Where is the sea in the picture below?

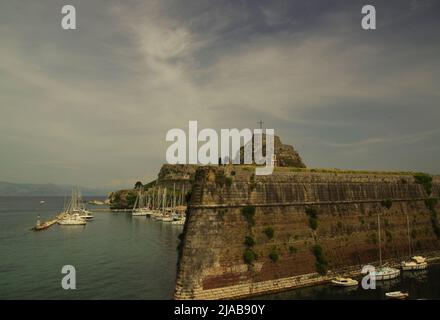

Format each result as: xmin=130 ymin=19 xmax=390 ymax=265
xmin=0 ymin=196 xmax=439 ymax=300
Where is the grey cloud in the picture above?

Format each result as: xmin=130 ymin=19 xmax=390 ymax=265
xmin=0 ymin=0 xmax=439 ymax=189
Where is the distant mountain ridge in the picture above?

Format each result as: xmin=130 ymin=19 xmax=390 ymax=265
xmin=0 ymin=181 xmax=108 ymax=196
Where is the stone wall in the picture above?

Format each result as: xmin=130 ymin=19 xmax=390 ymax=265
xmin=174 ymin=166 xmax=440 ymax=299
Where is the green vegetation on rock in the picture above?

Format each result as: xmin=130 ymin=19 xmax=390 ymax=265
xmin=381 ymin=199 xmax=393 ymax=210
xmin=241 ymin=205 xmax=256 ymax=226
xmin=312 ymin=244 xmax=328 ymax=275
xmin=305 ymin=206 xmax=319 ymax=230
xmin=268 ymin=248 xmax=279 ymax=262
xmin=263 ymin=227 xmax=274 ymax=239
xmin=414 ymin=173 xmax=433 ymax=195
xmin=425 ymin=197 xmax=440 ymax=238
xmin=288 ymin=246 xmax=297 ymax=254
xmin=244 ymin=235 xmax=256 ymax=247
xmin=243 ymin=248 xmax=257 ymax=264
xmin=126 ymin=193 xmax=138 ymax=208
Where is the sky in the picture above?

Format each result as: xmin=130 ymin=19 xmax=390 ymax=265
xmin=1 ymin=0 xmax=439 ymax=190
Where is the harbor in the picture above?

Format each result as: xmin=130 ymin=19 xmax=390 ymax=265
xmin=1 ymin=195 xmax=440 ymax=300
xmin=0 ymin=196 xmax=180 ymax=299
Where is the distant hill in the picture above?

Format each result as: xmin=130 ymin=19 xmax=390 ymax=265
xmin=0 ymin=181 xmax=108 ymax=196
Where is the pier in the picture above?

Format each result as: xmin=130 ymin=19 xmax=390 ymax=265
xmin=32 ymin=213 xmax=67 ymax=231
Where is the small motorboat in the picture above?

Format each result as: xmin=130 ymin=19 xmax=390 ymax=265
xmin=132 ymin=208 xmax=149 ymax=216
xmin=161 ymin=216 xmax=174 ymax=222
xmin=331 ymin=277 xmax=359 ymax=287
xmin=385 ymin=291 xmax=409 ymax=300
xmin=401 ymin=256 xmax=428 ymax=271
xmin=171 ymin=218 xmax=186 ymax=225
xmin=370 ymin=266 xmax=400 ymax=281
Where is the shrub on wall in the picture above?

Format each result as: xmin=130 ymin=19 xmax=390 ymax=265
xmin=268 ymin=248 xmax=279 ymax=262
xmin=414 ymin=173 xmax=433 ymax=195
xmin=305 ymin=206 xmax=319 ymax=230
xmin=241 ymin=205 xmax=256 ymax=226
xmin=244 ymin=235 xmax=256 ymax=247
xmin=381 ymin=199 xmax=393 ymax=210
xmin=288 ymin=246 xmax=298 ymax=254
xmin=263 ymin=227 xmax=274 ymax=239
xmin=243 ymin=248 xmax=257 ymax=264
xmin=425 ymin=197 xmax=440 ymax=239
xmin=312 ymin=244 xmax=328 ymax=275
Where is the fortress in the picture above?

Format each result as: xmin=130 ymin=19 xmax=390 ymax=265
xmin=109 ymin=136 xmax=440 ymax=299
xmin=174 ymin=166 xmax=439 ymax=299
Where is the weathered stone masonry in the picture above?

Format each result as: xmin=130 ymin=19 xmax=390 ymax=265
xmin=175 ymin=167 xmax=440 ymax=299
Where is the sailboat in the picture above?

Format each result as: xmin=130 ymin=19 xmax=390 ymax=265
xmin=76 ymin=189 xmax=94 ymax=220
xmin=132 ymin=189 xmax=149 ymax=216
xmin=369 ymin=213 xmax=400 ymax=281
xmin=401 ymin=213 xmax=428 ymax=270
xmin=58 ymin=189 xmax=87 ymax=226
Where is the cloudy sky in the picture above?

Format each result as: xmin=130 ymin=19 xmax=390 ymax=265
xmin=1 ymin=0 xmax=439 ymax=189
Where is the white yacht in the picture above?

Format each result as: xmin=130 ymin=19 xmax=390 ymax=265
xmin=78 ymin=210 xmax=94 ymax=220
xmin=370 ymin=266 xmax=400 ymax=280
xmin=401 ymin=213 xmax=427 ymax=270
xmin=58 ymin=188 xmax=91 ymax=224
xmin=367 ymin=213 xmax=400 ymax=281
xmin=58 ymin=213 xmax=86 ymax=225
xmin=132 ymin=189 xmax=151 ymax=216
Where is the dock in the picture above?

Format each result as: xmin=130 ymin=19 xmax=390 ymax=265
xmin=32 ymin=218 xmax=58 ymax=231
xmin=32 ymin=212 xmax=67 ymax=231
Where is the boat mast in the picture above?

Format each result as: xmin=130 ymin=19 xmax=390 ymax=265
xmin=406 ymin=213 xmax=412 ymax=258
xmin=173 ymin=183 xmax=176 ymax=209
xmin=378 ymin=213 xmax=382 ymax=266
xmin=163 ymin=188 xmax=167 ymax=213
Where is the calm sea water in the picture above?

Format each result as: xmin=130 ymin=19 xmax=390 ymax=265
xmin=1 ymin=196 xmax=439 ymax=300
xmin=0 ymin=196 xmax=181 ymax=299
xmin=257 ymin=267 xmax=440 ymax=300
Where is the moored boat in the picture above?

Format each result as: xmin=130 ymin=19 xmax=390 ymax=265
xmin=385 ymin=291 xmax=409 ymax=300
xmin=370 ymin=266 xmax=400 ymax=281
xmin=331 ymin=277 xmax=358 ymax=287
xmin=58 ymin=213 xmax=86 ymax=225
xmin=401 ymin=213 xmax=428 ymax=270
xmin=367 ymin=213 xmax=401 ymax=281
xmin=402 ymin=256 xmax=428 ymax=271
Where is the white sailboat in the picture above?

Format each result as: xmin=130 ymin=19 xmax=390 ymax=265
xmin=77 ymin=189 xmax=94 ymax=220
xmin=132 ymin=189 xmax=149 ymax=216
xmin=401 ymin=213 xmax=428 ymax=270
xmin=58 ymin=189 xmax=88 ymax=225
xmin=58 ymin=213 xmax=86 ymax=225
xmin=369 ymin=213 xmax=400 ymax=281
